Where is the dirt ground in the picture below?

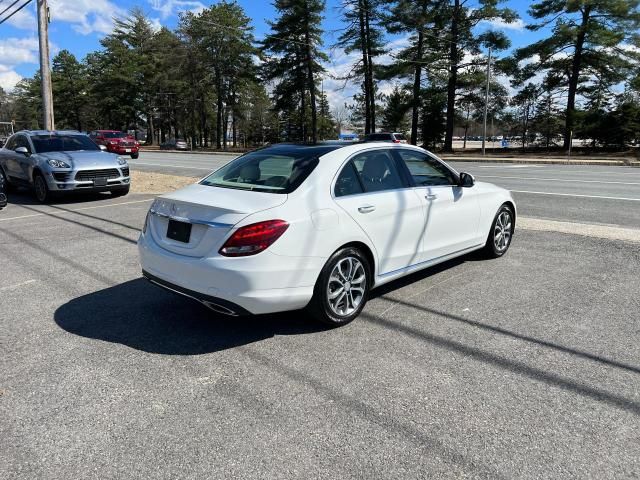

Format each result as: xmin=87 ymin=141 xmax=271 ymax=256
xmin=130 ymin=170 xmax=195 ymax=195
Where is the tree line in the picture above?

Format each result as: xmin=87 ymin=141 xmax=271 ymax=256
xmin=0 ymin=0 xmax=639 ymax=151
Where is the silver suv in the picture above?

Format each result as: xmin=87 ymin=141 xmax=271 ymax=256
xmin=0 ymin=130 xmax=131 ymax=202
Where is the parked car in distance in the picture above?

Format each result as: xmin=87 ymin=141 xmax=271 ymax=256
xmin=90 ymin=130 xmax=140 ymax=158
xmin=139 ymin=142 xmax=515 ymax=326
xmin=0 ymin=169 xmax=7 ymax=210
xmin=160 ymin=139 xmax=189 ymax=151
xmin=0 ymin=130 xmax=131 ymax=203
xmin=363 ymin=132 xmax=408 ymax=144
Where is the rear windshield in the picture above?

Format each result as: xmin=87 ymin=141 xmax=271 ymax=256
xmin=103 ymin=132 xmax=127 ymax=138
xmin=31 ymin=135 xmax=100 ymax=153
xmin=200 ymin=150 xmax=319 ymax=194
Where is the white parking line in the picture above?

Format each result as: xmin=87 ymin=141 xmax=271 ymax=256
xmin=510 ymin=190 xmax=640 ymax=201
xmin=0 ymin=279 xmax=37 ymax=291
xmin=129 ymin=161 xmax=214 ymax=171
xmin=0 ymin=199 xmax=153 ymax=222
xmin=480 ymin=175 xmax=640 ymax=186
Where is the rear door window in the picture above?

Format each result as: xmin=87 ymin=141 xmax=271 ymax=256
xmin=351 ymin=150 xmax=406 ymax=192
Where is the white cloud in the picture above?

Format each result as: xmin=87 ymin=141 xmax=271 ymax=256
xmin=49 ymin=0 xmax=127 ymax=35
xmin=0 ymin=37 xmax=39 ymax=66
xmin=5 ymin=2 xmax=36 ymax=30
xmin=0 ymin=37 xmax=42 ymax=91
xmin=0 ymin=66 xmax=24 ymax=91
xmin=148 ymin=0 xmax=206 ymax=20
xmin=479 ymin=18 xmax=526 ymax=31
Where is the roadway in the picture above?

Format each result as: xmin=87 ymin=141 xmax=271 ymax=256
xmin=129 ymin=152 xmax=640 ymax=229
xmin=1 ymin=192 xmax=639 ymax=478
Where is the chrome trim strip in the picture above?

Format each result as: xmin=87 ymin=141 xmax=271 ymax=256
xmin=144 ymin=276 xmax=238 ymax=316
xmin=378 ymin=244 xmax=483 ymax=278
xmin=149 ymin=208 xmax=234 ymax=228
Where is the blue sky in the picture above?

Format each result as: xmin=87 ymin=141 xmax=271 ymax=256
xmin=0 ymin=0 xmax=544 ymax=105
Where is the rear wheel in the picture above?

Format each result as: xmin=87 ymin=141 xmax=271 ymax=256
xmin=131 ymin=152 xmax=139 ymax=159
xmin=33 ymin=172 xmax=52 ymax=203
xmin=482 ymin=204 xmax=514 ymax=258
xmin=307 ymin=247 xmax=371 ymax=326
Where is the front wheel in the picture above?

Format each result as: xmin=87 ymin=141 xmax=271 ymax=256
xmin=33 ymin=172 xmax=52 ymax=203
xmin=482 ymin=204 xmax=514 ymax=258
xmin=307 ymin=247 xmax=371 ymax=326
xmin=0 ymin=167 xmax=15 ymax=192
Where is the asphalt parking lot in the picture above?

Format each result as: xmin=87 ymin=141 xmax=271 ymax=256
xmin=1 ymin=187 xmax=639 ymax=478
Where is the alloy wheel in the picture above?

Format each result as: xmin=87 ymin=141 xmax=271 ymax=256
xmin=34 ymin=176 xmax=47 ymax=202
xmin=494 ymin=210 xmax=512 ymax=252
xmin=326 ymin=256 xmax=367 ymax=317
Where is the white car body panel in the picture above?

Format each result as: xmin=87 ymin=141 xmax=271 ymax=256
xmin=138 ymin=143 xmax=516 ymax=315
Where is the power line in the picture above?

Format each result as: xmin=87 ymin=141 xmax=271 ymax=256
xmin=0 ymin=0 xmax=20 ymax=17
xmin=0 ymin=0 xmax=32 ymax=25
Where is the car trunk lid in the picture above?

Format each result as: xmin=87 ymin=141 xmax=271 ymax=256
xmin=149 ymin=183 xmax=287 ymax=257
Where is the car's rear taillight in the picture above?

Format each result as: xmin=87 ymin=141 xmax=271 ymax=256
xmin=219 ymin=220 xmax=289 ymax=257
xmin=393 ymin=139 xmax=401 ymax=143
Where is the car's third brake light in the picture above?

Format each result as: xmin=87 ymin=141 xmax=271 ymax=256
xmin=219 ymin=220 xmax=289 ymax=257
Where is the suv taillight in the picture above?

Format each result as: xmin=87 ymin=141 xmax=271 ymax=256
xmin=219 ymin=220 xmax=289 ymax=257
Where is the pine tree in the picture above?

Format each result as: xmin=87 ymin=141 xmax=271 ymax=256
xmin=380 ymin=85 xmax=410 ymax=133
xmin=263 ymin=0 xmax=327 ymax=143
xmin=182 ymin=2 xmax=257 ymax=149
xmin=52 ymin=50 xmax=88 ymax=132
xmin=513 ymin=0 xmax=640 ymax=149
xmin=335 ymin=0 xmax=385 ymax=134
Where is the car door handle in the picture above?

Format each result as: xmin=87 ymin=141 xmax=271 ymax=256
xmin=425 ymin=194 xmax=438 ymax=200
xmin=358 ymin=205 xmax=376 ymax=214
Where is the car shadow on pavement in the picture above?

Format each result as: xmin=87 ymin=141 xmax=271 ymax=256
xmin=54 ymin=278 xmax=327 ymax=355
xmin=5 ymin=189 xmax=115 ymax=206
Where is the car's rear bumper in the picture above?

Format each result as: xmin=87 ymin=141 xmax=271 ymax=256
xmin=107 ymin=146 xmax=139 ymax=155
xmin=142 ymin=270 xmax=251 ymax=316
xmin=137 ymin=231 xmax=320 ymax=315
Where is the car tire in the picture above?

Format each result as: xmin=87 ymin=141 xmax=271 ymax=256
xmin=307 ymin=247 xmax=371 ymax=326
xmin=131 ymin=152 xmax=139 ymax=159
xmin=111 ymin=186 xmax=130 ymax=197
xmin=0 ymin=167 xmax=15 ymax=192
xmin=33 ymin=172 xmax=52 ymax=203
xmin=482 ymin=204 xmax=514 ymax=258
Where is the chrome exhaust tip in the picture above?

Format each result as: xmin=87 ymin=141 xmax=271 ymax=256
xmin=202 ymin=301 xmax=239 ymax=316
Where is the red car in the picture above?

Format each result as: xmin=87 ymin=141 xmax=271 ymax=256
xmin=90 ymin=130 xmax=140 ymax=158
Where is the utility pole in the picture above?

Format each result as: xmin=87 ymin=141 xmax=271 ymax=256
xmin=37 ymin=0 xmax=54 ymax=130
xmin=482 ymin=47 xmax=491 ymax=157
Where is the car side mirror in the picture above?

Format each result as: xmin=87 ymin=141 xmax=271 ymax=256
xmin=15 ymin=146 xmax=29 ymax=156
xmin=459 ymin=172 xmax=475 ymax=188
xmin=99 ymin=145 xmax=107 ymax=151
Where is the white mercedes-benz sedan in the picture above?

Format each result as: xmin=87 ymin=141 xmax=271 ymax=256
xmin=138 ymin=142 xmax=515 ymax=326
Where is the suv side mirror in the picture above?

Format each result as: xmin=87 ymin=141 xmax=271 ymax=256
xmin=459 ymin=172 xmax=475 ymax=188
xmin=15 ymin=146 xmax=29 ymax=156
